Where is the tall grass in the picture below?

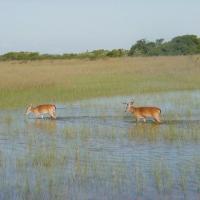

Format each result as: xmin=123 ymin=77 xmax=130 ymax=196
xmin=0 ymin=55 xmax=199 ymax=108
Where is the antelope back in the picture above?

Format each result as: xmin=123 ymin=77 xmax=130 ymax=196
xmin=132 ymin=106 xmax=161 ymax=117
xmin=35 ymin=104 xmax=56 ymax=113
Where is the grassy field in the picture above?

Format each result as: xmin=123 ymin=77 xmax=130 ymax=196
xmin=0 ymin=55 xmax=199 ymax=108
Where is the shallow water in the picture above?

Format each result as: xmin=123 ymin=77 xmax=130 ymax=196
xmin=0 ymin=90 xmax=200 ymax=199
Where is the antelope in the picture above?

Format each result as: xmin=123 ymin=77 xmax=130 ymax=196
xmin=25 ymin=104 xmax=56 ymax=119
xmin=123 ymin=100 xmax=161 ymax=123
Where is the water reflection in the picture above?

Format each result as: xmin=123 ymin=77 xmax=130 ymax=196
xmin=128 ymin=123 xmax=161 ymax=143
xmin=26 ymin=118 xmax=57 ymax=134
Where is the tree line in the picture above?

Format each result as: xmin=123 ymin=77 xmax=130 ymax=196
xmin=0 ymin=35 xmax=200 ymax=61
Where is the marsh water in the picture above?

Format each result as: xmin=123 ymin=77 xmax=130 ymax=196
xmin=0 ymin=90 xmax=200 ymax=200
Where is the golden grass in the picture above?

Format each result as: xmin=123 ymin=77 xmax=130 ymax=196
xmin=0 ymin=55 xmax=199 ymax=108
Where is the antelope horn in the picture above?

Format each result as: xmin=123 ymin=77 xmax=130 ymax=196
xmin=124 ymin=104 xmax=129 ymax=112
xmin=130 ymin=99 xmax=134 ymax=104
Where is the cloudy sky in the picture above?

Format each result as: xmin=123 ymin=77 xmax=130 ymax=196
xmin=0 ymin=0 xmax=199 ymax=54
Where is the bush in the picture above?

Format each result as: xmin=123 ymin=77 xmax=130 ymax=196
xmin=0 ymin=35 xmax=200 ymax=61
xmin=129 ymin=35 xmax=200 ymax=56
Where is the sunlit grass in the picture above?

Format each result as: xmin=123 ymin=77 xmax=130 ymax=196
xmin=0 ymin=55 xmax=199 ymax=108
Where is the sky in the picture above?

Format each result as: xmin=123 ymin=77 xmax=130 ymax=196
xmin=0 ymin=0 xmax=200 ymax=54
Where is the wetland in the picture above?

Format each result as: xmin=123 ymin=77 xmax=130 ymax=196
xmin=0 ymin=90 xmax=200 ymax=199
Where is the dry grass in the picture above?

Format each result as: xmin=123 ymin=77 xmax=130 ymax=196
xmin=0 ymin=55 xmax=199 ymax=108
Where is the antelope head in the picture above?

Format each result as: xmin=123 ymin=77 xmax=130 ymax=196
xmin=123 ymin=99 xmax=134 ymax=112
xmin=25 ymin=104 xmax=33 ymax=115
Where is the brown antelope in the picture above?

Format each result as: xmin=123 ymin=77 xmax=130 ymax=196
xmin=25 ymin=104 xmax=56 ymax=119
xmin=123 ymin=100 xmax=161 ymax=123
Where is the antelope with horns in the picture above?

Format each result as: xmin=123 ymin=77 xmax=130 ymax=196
xmin=25 ymin=104 xmax=56 ymax=119
xmin=123 ymin=100 xmax=161 ymax=123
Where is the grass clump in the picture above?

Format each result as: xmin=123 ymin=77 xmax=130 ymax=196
xmin=134 ymin=166 xmax=145 ymax=195
xmin=30 ymin=149 xmax=68 ymax=168
xmin=152 ymin=160 xmax=173 ymax=193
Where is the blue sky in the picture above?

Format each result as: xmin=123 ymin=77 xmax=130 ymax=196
xmin=0 ymin=0 xmax=199 ymax=54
